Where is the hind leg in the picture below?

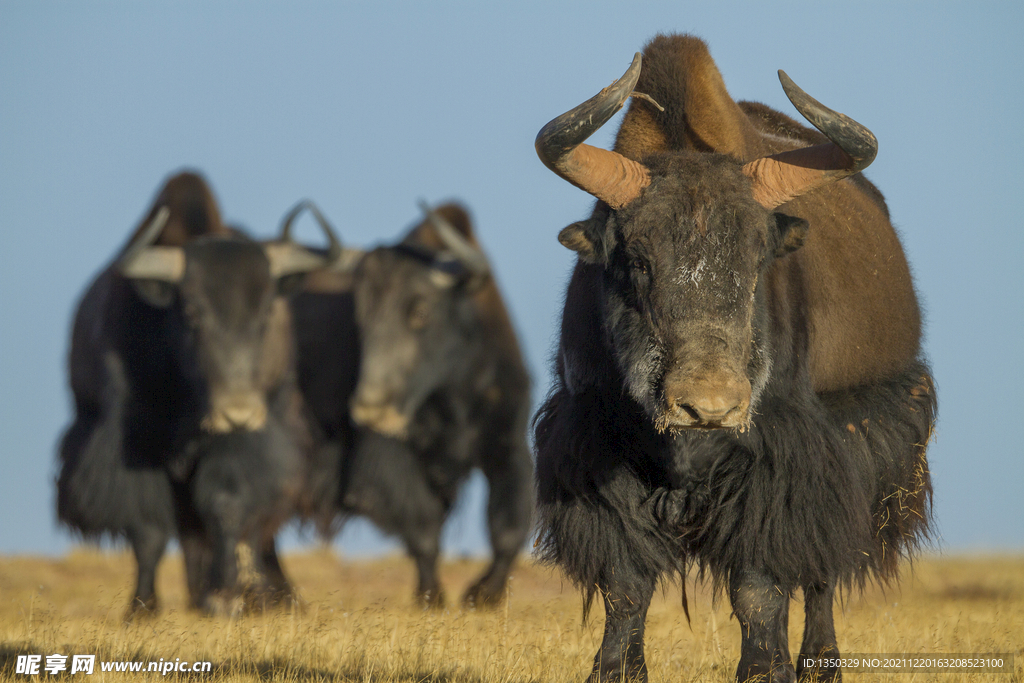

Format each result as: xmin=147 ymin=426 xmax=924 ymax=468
xmin=796 ymin=581 xmax=841 ymax=682
xmin=125 ymin=524 xmax=168 ymax=618
xmin=730 ymin=568 xmax=795 ymax=683
xmin=463 ymin=445 xmax=532 ymax=608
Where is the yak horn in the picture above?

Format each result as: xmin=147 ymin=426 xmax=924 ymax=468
xmin=264 ymin=242 xmax=331 ymax=278
xmin=418 ymin=200 xmax=490 ymax=277
xmin=742 ymin=70 xmax=878 ymax=209
xmin=269 ymin=199 xmax=348 ymax=277
xmin=118 ymin=207 xmax=186 ymax=282
xmin=278 ymin=199 xmax=343 ymax=260
xmin=535 ymin=53 xmax=651 ymax=209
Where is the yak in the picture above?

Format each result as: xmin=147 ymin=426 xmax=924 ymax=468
xmin=291 ymin=202 xmax=534 ymax=608
xmin=57 ymin=172 xmax=336 ymax=616
xmin=532 ymin=35 xmax=935 ymax=682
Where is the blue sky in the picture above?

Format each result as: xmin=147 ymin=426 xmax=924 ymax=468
xmin=2 ymin=1 xmax=1021 ymax=557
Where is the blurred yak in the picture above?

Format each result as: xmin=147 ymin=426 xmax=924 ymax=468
xmin=57 ymin=172 xmax=336 ymax=616
xmin=292 ymin=202 xmax=534 ymax=608
xmin=532 ymin=35 xmax=935 ymax=682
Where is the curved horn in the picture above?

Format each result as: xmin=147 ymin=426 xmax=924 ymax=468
xmin=418 ymin=200 xmax=489 ymax=277
xmin=535 ymin=53 xmax=651 ymax=209
xmin=118 ymin=207 xmax=186 ymax=282
xmin=264 ymin=242 xmax=331 ymax=278
xmin=279 ymin=199 xmax=342 ymax=260
xmin=742 ymin=70 xmax=878 ymax=209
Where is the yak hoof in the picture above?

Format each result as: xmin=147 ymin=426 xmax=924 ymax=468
xmin=462 ymin=582 xmax=505 ymax=609
xmin=245 ymin=586 xmax=306 ymax=614
xmin=123 ymin=597 xmax=159 ymax=623
xmin=203 ymin=592 xmax=245 ymax=618
xmin=417 ymin=588 xmax=446 ymax=610
xmin=586 ymin=668 xmax=648 ymax=683
xmin=738 ymin=662 xmax=796 ymax=683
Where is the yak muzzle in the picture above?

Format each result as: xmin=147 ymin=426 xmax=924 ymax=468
xmin=350 ymin=401 xmax=410 ymax=439
xmin=202 ymin=393 xmax=268 ymax=433
xmin=659 ymin=373 xmax=751 ymax=431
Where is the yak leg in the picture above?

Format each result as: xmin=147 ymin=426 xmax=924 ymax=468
xmin=180 ymin=530 xmax=211 ymax=610
xmin=250 ymin=535 xmax=296 ymax=608
xmin=202 ymin=522 xmax=242 ymax=617
xmin=408 ymin=531 xmax=444 ymax=608
xmin=463 ymin=446 xmax=532 ymax=607
xmin=125 ymin=524 xmax=168 ymax=618
xmin=588 ymin=570 xmax=655 ymax=683
xmin=197 ymin=480 xmax=245 ymax=616
xmin=730 ymin=568 xmax=795 ymax=683
xmin=175 ymin=481 xmax=211 ymax=611
xmin=345 ymin=433 xmax=447 ymax=608
xmin=796 ymin=581 xmax=841 ymax=682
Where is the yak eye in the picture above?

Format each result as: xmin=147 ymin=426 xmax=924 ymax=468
xmin=632 ymin=259 xmax=648 ymax=275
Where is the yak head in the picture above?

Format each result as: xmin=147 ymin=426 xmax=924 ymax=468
xmin=118 ymin=184 xmax=340 ymax=434
xmin=349 ymin=203 xmax=490 ymax=439
xmin=536 ymin=46 xmax=876 ymax=433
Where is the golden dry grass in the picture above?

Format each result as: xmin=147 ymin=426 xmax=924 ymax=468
xmin=0 ymin=548 xmax=1021 ymax=682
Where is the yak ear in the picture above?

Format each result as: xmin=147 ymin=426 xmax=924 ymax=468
xmin=773 ymin=212 xmax=809 ymax=257
xmin=558 ymin=217 xmax=614 ymax=264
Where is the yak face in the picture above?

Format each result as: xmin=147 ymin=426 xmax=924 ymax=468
xmin=350 ymin=245 xmax=482 ymax=439
xmin=535 ymin=46 xmax=878 ymax=432
xmin=130 ymin=237 xmax=294 ymax=434
xmin=560 ymin=154 xmax=807 ymax=432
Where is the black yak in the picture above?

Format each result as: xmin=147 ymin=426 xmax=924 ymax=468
xmin=292 ymin=202 xmax=534 ymax=608
xmin=57 ymin=172 xmax=335 ymax=615
xmin=532 ymin=35 xmax=934 ymax=682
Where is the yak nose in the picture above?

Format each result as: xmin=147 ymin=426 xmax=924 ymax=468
xmin=664 ymin=374 xmax=751 ymax=428
xmin=350 ymin=400 xmax=410 ymax=439
xmin=203 ymin=394 xmax=268 ymax=433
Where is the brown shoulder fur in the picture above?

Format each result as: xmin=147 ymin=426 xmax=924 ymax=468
xmin=613 ymin=34 xmax=765 ymax=161
xmin=404 ymin=202 xmax=480 ymax=250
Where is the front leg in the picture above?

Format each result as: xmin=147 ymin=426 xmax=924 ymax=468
xmin=730 ymin=568 xmax=795 ymax=683
xmin=125 ymin=523 xmax=168 ymax=619
xmin=343 ymin=432 xmax=447 ymax=608
xmin=179 ymin=530 xmax=211 ymax=610
xmin=248 ymin=534 xmax=297 ymax=609
xmin=796 ymin=581 xmax=841 ymax=682
xmin=203 ymin=525 xmax=243 ymax=617
xmin=590 ymin=571 xmax=655 ymax=683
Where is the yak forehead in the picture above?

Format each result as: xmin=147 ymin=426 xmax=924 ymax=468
xmin=358 ymin=248 xmax=449 ymax=313
xmin=182 ymin=239 xmax=274 ymax=328
xmin=618 ymin=154 xmax=771 ymax=313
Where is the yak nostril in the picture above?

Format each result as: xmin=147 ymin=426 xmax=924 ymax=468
xmin=677 ymin=403 xmax=702 ymax=422
xmin=223 ymin=406 xmax=249 ymax=425
xmin=204 ymin=395 xmax=268 ymax=433
xmin=350 ymin=401 xmax=410 ymax=438
xmin=679 ymin=399 xmax=735 ymax=422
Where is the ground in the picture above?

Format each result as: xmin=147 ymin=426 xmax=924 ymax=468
xmin=0 ymin=549 xmax=1020 ymax=682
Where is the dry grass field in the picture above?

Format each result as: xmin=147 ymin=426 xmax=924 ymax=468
xmin=0 ymin=548 xmax=1020 ymax=682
